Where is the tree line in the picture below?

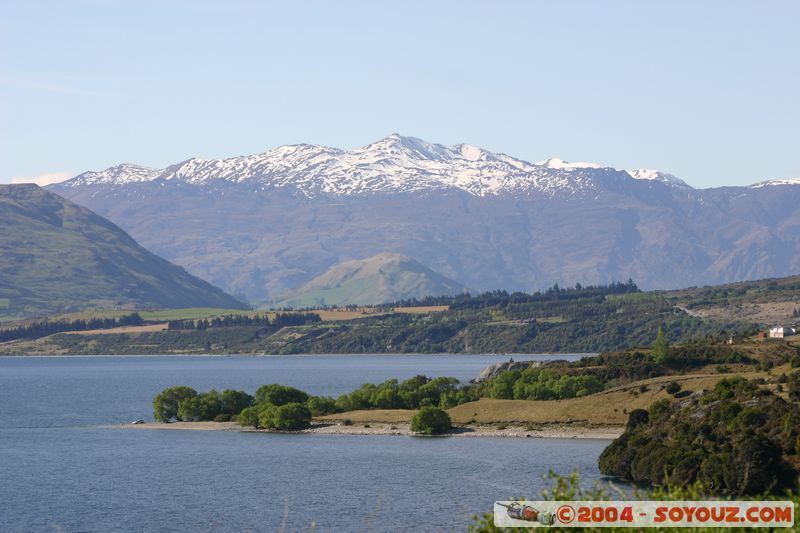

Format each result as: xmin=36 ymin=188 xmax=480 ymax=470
xmin=0 ymin=313 xmax=143 ymax=343
xmin=166 ymin=312 xmax=321 ymax=330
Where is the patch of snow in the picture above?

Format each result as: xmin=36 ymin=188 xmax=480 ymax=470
xmin=56 ymin=135 xmax=698 ymax=197
xmin=750 ymin=178 xmax=800 ymax=188
xmin=535 ymin=157 xmax=604 ymax=170
xmin=626 ymin=169 xmax=689 ymax=187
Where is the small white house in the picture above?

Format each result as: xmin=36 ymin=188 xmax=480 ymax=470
xmin=768 ymin=326 xmax=796 ymax=338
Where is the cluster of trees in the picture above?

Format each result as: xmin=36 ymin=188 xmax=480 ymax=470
xmin=167 ymin=312 xmax=321 ymax=330
xmin=152 ymin=386 xmax=253 ymax=422
xmin=598 ymin=376 xmax=800 ymax=495
xmin=0 ymin=313 xmax=143 ymax=343
xmin=487 ymin=367 xmax=604 ymax=401
xmin=333 ymin=375 xmax=475 ymax=411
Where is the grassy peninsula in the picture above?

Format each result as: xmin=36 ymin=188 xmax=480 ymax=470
xmin=141 ymin=334 xmax=800 ymax=497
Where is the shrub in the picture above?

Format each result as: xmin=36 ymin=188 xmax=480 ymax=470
xmin=153 ymin=386 xmax=198 ymax=422
xmin=410 ymin=406 xmax=451 ymax=435
xmin=258 ymin=402 xmax=311 ymax=430
xmin=665 ymin=381 xmax=681 ymax=395
xmin=626 ymin=409 xmax=649 ymax=428
xmin=213 ymin=413 xmax=231 ymax=422
xmin=788 ymin=372 xmax=800 ymax=402
xmin=255 ymin=384 xmax=309 ymax=406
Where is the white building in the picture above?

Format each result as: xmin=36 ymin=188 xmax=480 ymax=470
xmin=768 ymin=326 xmax=796 ymax=338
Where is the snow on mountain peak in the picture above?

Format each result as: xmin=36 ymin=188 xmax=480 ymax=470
xmin=67 ymin=163 xmax=160 ymax=186
xmin=626 ymin=169 xmax=689 ymax=187
xmin=536 ymin=157 xmax=604 ymax=170
xmin=58 ymin=135 xmax=699 ymax=196
xmin=749 ymin=177 xmax=800 ymax=188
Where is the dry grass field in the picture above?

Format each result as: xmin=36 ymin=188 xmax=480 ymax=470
xmin=392 ymin=305 xmax=449 ymax=314
xmin=63 ymin=323 xmax=169 ymax=335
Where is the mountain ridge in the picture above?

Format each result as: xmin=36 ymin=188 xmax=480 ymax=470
xmin=56 ymin=133 xmax=702 ymax=196
xmin=0 ymin=184 xmax=246 ymax=319
xmin=47 ymin=135 xmax=800 ymax=304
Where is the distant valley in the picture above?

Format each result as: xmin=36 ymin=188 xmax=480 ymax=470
xmin=49 ymin=134 xmax=800 ymax=306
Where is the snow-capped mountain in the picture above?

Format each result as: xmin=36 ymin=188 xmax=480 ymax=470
xmin=50 ymin=134 xmax=800 ymax=305
xmin=749 ymin=177 xmax=800 ymax=188
xmin=61 ymin=134 xmax=689 ymax=197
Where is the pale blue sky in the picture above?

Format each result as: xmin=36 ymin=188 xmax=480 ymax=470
xmin=1 ymin=0 xmax=798 ymax=188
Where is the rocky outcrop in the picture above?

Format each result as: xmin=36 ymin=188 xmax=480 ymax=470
xmin=471 ymin=359 xmax=567 ymax=383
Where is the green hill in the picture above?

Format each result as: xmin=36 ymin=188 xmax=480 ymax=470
xmin=0 ymin=184 xmax=246 ymax=320
xmin=275 ymin=252 xmax=464 ymax=307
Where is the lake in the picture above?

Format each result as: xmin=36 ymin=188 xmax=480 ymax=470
xmin=0 ymin=354 xmax=612 ymax=532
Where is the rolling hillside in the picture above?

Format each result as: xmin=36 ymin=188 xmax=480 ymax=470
xmin=275 ymin=252 xmax=464 ymax=307
xmin=0 ymin=184 xmax=246 ymax=320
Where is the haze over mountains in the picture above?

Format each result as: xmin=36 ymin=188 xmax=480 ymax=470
xmin=0 ymin=184 xmax=245 ymax=319
xmin=50 ymin=134 xmax=800 ymax=305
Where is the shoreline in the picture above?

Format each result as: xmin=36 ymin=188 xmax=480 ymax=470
xmin=112 ymin=421 xmax=623 ymax=439
xmin=0 ymin=352 xmax=596 ymax=358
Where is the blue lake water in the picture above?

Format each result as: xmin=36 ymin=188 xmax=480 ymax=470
xmin=0 ymin=354 xmax=612 ymax=532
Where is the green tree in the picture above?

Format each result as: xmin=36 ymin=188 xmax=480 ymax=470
xmin=220 ymin=389 xmax=253 ymax=415
xmin=238 ymin=406 xmax=261 ymax=428
xmin=652 ymin=327 xmax=669 ymax=363
xmin=258 ymin=402 xmax=311 ymax=430
xmin=306 ymin=396 xmax=339 ymax=416
xmin=255 ymin=384 xmax=309 ymax=406
xmin=410 ymin=406 xmax=452 ymax=435
xmin=153 ymin=386 xmax=197 ymax=422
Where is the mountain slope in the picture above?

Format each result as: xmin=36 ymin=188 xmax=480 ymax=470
xmin=0 ymin=184 xmax=246 ymax=319
xmin=275 ymin=253 xmax=465 ymax=307
xmin=49 ymin=135 xmax=800 ymax=303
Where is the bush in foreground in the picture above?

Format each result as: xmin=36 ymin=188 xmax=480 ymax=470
xmin=410 ymin=406 xmax=451 ymax=435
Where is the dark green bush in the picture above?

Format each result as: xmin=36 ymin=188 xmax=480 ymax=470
xmin=410 ymin=406 xmax=451 ymax=435
xmin=665 ymin=381 xmax=681 ymax=395
xmin=258 ymin=402 xmax=311 ymax=430
xmin=788 ymin=371 xmax=800 ymax=402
